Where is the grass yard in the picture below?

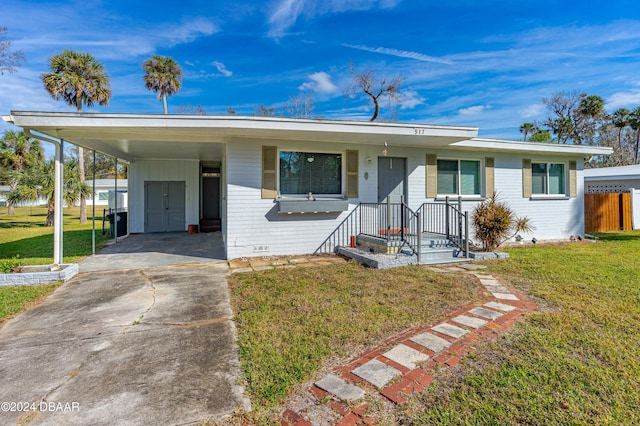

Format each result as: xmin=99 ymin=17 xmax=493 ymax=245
xmin=228 ymin=232 xmax=640 ymax=424
xmin=0 ymin=206 xmax=110 ymax=265
xmin=0 ymin=206 xmax=109 ymax=323
xmin=0 ymin=283 xmax=60 ymax=325
xmin=228 ymin=262 xmax=478 ymax=409
xmin=401 ymin=232 xmax=640 ymax=425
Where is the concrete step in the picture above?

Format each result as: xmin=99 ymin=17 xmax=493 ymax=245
xmin=419 ymin=247 xmax=457 ymax=261
xmin=423 ymin=239 xmax=452 ymax=248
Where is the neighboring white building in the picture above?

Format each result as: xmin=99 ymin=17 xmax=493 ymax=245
xmin=4 ymin=112 xmax=611 ymax=259
xmin=584 ymin=165 xmax=640 ymax=193
xmin=85 ymin=179 xmax=128 ymax=210
xmin=584 ymin=165 xmax=640 ymax=230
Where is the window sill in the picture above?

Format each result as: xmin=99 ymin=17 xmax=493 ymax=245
xmin=434 ymin=196 xmax=485 ymax=202
xmin=529 ymin=195 xmax=570 ymax=200
xmin=277 ymin=198 xmax=349 ymax=214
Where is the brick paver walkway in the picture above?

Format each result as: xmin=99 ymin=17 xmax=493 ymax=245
xmin=279 ymin=264 xmax=537 ymax=426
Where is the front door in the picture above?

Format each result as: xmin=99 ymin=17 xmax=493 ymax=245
xmin=377 ymin=157 xmax=407 ymax=237
xmin=378 ymin=157 xmax=407 ymax=202
xmin=144 ymin=181 xmax=185 ymax=232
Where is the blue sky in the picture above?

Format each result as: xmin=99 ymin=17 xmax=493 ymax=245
xmin=3 ymin=0 xmax=640 ymax=142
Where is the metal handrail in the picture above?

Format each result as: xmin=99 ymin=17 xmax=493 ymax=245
xmin=417 ymin=197 xmax=469 ymax=257
xmin=315 ymin=204 xmax=361 ymax=254
xmin=316 ymin=197 xmax=422 ymax=262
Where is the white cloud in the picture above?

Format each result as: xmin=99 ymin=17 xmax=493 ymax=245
xmin=267 ymin=0 xmax=305 ymax=38
xmin=213 ymin=61 xmax=233 ymax=77
xmin=343 ymin=44 xmax=453 ymax=65
xmin=399 ymin=90 xmax=425 ymax=109
xmin=458 ymin=105 xmax=490 ymax=116
xmin=520 ymin=104 xmax=544 ymax=119
xmin=606 ymin=90 xmax=640 ymax=110
xmin=266 ymin=0 xmax=401 ymax=38
xmin=299 ymin=72 xmax=338 ymax=94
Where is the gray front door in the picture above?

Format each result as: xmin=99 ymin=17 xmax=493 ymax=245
xmin=145 ymin=181 xmax=185 ymax=232
xmin=378 ymin=157 xmax=407 ymax=202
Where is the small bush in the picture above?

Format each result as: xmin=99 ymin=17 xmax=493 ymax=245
xmin=0 ymin=255 xmax=23 ymax=273
xmin=472 ymin=192 xmax=533 ymax=251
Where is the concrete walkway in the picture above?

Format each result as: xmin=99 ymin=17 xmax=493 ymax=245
xmin=0 ymin=262 xmax=250 ymax=425
xmin=281 ymin=264 xmax=537 ymax=425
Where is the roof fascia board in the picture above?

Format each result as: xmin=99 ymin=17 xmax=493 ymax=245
xmin=7 ymin=111 xmax=478 ymax=137
xmin=451 ymin=138 xmax=612 ymax=156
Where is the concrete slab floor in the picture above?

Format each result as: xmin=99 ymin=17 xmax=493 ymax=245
xmin=0 ymin=262 xmax=250 ymax=426
xmin=79 ymin=232 xmax=226 ymax=273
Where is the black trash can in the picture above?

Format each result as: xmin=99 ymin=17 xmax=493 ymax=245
xmin=107 ymin=211 xmax=128 ymax=237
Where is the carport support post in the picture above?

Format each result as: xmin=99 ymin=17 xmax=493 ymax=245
xmin=92 ymin=150 xmax=96 ymax=254
xmin=53 ymin=139 xmax=64 ymax=265
xmin=114 ymin=157 xmax=118 ymax=244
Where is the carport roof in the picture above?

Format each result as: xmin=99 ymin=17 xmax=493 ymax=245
xmin=4 ymin=111 xmax=479 ymax=162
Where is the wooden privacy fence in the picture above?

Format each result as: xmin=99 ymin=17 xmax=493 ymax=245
xmin=584 ymin=192 xmax=632 ymax=233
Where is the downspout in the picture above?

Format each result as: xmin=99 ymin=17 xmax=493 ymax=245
xmin=23 ymin=129 xmax=64 ymax=266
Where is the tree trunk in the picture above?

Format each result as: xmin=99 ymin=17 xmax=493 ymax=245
xmin=7 ymin=174 xmax=18 ymax=215
xmin=46 ymin=201 xmax=55 ymax=227
xmin=78 ymin=146 xmax=87 ymax=224
xmin=163 ymin=95 xmax=168 ymax=114
xmin=370 ymin=97 xmax=380 ymax=121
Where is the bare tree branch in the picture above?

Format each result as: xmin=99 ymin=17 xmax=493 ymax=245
xmin=0 ymin=27 xmax=26 ymax=75
xmin=345 ymin=62 xmax=405 ymax=121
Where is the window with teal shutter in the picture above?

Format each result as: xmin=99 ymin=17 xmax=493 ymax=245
xmin=549 ymin=164 xmax=565 ymax=194
xmin=532 ymin=163 xmax=547 ymax=194
xmin=437 ymin=159 xmax=481 ymax=195
xmin=531 ymin=162 xmax=565 ymax=195
xmin=460 ymin=160 xmax=480 ymax=195
xmin=437 ymin=159 xmax=457 ymax=194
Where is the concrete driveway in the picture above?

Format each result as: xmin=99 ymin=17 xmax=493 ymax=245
xmin=0 ymin=262 xmax=250 ymax=425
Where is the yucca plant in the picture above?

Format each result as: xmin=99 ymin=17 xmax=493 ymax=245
xmin=472 ymin=192 xmax=534 ymax=251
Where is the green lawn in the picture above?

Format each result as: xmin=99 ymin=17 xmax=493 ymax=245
xmin=228 ymin=262 xmax=478 ymax=409
xmin=401 ymin=232 xmax=640 ymax=425
xmin=228 ymin=232 xmax=640 ymax=424
xmin=0 ymin=206 xmax=110 ymax=323
xmin=0 ymin=206 xmax=110 ymax=265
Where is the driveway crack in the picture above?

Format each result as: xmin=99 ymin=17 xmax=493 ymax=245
xmin=129 ymin=270 xmax=157 ymax=328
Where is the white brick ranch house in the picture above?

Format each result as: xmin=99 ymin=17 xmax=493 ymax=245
xmin=3 ymin=112 xmax=611 ymax=262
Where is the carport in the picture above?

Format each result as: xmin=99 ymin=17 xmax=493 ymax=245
xmin=4 ymin=112 xmax=233 ymax=264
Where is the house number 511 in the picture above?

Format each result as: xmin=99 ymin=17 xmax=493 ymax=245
xmin=414 ymin=128 xmax=425 ymax=135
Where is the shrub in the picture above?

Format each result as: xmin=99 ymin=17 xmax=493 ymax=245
xmin=472 ymin=192 xmax=533 ymax=251
xmin=0 ymin=255 xmax=23 ymax=273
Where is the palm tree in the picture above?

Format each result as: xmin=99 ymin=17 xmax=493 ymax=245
xmin=0 ymin=130 xmax=43 ymax=215
xmin=42 ymin=50 xmax=111 ymax=224
xmin=577 ymin=94 xmax=605 ymax=145
xmin=519 ymin=122 xmax=537 ymax=141
xmin=8 ymin=158 xmax=91 ymax=226
xmin=142 ymin=55 xmax=183 ymax=114
xmin=611 ymin=108 xmax=630 ymax=151
xmin=628 ymin=107 xmax=640 ymax=164
xmin=579 ymin=95 xmax=605 ymax=119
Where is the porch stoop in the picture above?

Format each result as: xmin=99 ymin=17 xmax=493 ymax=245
xmin=338 ymin=233 xmax=469 ymax=269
